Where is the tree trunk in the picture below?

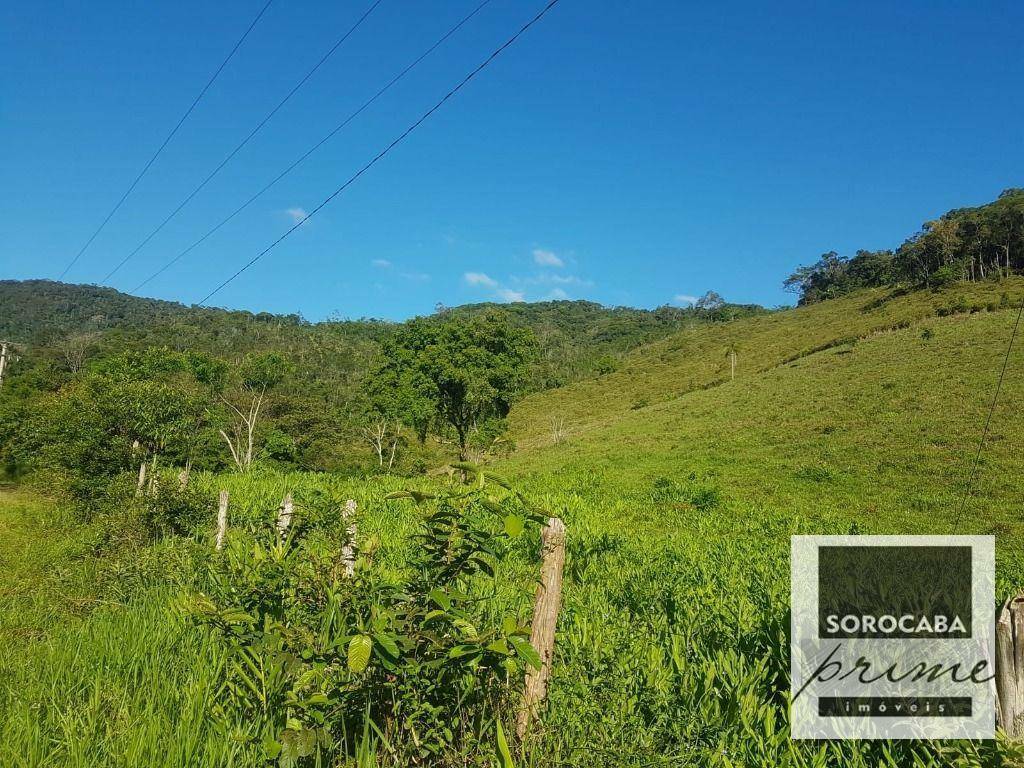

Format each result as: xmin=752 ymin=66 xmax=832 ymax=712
xmin=147 ymin=454 xmax=158 ymax=494
xmin=341 ymin=499 xmax=357 ymax=578
xmin=518 ymin=517 xmax=566 ymax=739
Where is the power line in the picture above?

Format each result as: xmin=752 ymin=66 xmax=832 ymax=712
xmin=99 ymin=0 xmax=385 ymax=284
xmin=57 ymin=0 xmax=275 ymax=281
xmin=133 ymin=0 xmax=494 ymax=294
xmin=952 ymin=296 xmax=1024 ymax=532
xmin=196 ymin=0 xmax=563 ymax=307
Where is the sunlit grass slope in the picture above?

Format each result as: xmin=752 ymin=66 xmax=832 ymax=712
xmin=510 ymin=279 xmax=1024 ymax=453
xmin=507 ymin=280 xmax=1024 ymax=543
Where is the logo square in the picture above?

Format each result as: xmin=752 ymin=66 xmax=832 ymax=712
xmin=791 ymin=535 xmax=995 ymax=739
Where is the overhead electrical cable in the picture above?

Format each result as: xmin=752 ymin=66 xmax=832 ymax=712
xmin=99 ymin=0 xmax=385 ymax=283
xmin=951 ymin=296 xmax=1024 ymax=533
xmin=133 ymin=0 xmax=493 ymax=293
xmin=195 ymin=0 xmax=563 ymax=307
xmin=57 ymin=0 xmax=276 ymax=280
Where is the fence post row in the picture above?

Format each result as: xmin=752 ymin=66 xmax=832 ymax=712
xmin=518 ymin=516 xmax=566 ymax=739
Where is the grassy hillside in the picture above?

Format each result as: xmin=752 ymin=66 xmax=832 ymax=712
xmin=4 ymin=279 xmax=1024 ymax=765
xmin=510 ymin=279 xmax=1024 ymax=451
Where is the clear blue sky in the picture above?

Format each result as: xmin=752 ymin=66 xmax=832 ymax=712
xmin=3 ymin=0 xmax=1023 ymax=321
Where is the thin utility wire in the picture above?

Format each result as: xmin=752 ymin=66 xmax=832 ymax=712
xmin=132 ymin=0 xmax=493 ymax=294
xmin=57 ymin=0 xmax=275 ymax=281
xmin=195 ymin=0 xmax=562 ymax=307
xmin=100 ymin=0 xmax=385 ymax=284
xmin=952 ymin=296 xmax=1024 ymax=533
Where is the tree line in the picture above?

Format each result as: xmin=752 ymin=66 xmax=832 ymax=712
xmin=0 ymin=282 xmax=761 ymax=479
xmin=784 ymin=188 xmax=1024 ymax=305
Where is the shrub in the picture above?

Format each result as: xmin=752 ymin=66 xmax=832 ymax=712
xmin=139 ymin=480 xmax=211 ymax=537
xmin=594 ymin=354 xmax=619 ymax=375
xmin=651 ymin=474 xmax=722 ymax=511
xmin=192 ymin=473 xmax=548 ymax=766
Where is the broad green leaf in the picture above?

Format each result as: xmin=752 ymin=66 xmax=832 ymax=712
xmin=449 ymin=644 xmax=481 ymax=659
xmin=347 ymin=634 xmax=372 ymax=673
xmin=501 ymin=615 xmax=519 ymax=636
xmin=262 ymin=733 xmax=282 ymax=759
xmin=503 ymin=514 xmax=524 ymax=537
xmin=428 ymin=588 xmax=452 ymax=610
xmin=373 ymin=632 xmax=400 ymax=659
xmin=509 ymin=635 xmax=542 ymax=670
xmin=453 ymin=618 xmax=478 ymax=639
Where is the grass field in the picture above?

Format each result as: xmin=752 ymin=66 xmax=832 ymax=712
xmin=4 ymin=281 xmax=1024 ymax=765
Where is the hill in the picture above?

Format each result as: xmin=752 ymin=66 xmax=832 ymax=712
xmin=3 ymin=278 xmax=1024 ymax=765
xmin=0 ymin=281 xmax=766 ymax=471
xmin=0 ymin=280 xmax=762 ymax=387
xmin=509 ymin=278 xmax=1024 ymax=451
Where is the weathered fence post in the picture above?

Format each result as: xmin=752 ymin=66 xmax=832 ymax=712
xmin=341 ymin=499 xmax=357 ymax=578
xmin=215 ymin=490 xmax=229 ymax=551
xmin=135 ymin=461 xmax=147 ymax=497
xmin=996 ymin=595 xmax=1024 ymax=737
xmin=276 ymin=493 xmax=294 ymax=538
xmin=517 ymin=516 xmax=566 ymax=740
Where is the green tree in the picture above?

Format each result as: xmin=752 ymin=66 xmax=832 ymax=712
xmin=368 ymin=313 xmax=536 ymax=460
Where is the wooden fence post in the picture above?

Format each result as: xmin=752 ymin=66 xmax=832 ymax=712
xmin=276 ymin=493 xmax=294 ymax=538
xmin=997 ymin=595 xmax=1024 ymax=737
xmin=215 ymin=490 xmax=229 ymax=551
xmin=341 ymin=499 xmax=357 ymax=578
xmin=135 ymin=461 xmax=147 ymax=497
xmin=517 ymin=516 xmax=566 ymax=740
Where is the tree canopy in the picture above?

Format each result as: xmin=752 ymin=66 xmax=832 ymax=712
xmin=367 ymin=313 xmax=537 ymax=460
xmin=785 ymin=189 xmax=1024 ymax=305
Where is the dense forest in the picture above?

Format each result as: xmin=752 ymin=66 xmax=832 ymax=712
xmin=785 ymin=188 xmax=1024 ymax=304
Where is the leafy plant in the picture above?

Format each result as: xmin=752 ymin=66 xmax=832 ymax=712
xmin=193 ymin=474 xmax=548 ymax=765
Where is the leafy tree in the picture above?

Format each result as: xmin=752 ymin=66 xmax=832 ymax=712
xmin=9 ymin=348 xmax=218 ymax=495
xmin=368 ymin=313 xmax=536 ymax=460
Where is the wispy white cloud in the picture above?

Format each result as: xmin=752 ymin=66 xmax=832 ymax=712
xmin=532 ymin=248 xmax=563 ymax=267
xmin=401 ymin=271 xmax=430 ymax=282
xmin=285 ymin=207 xmax=308 ymax=225
xmin=464 ymin=272 xmax=498 ymax=288
xmin=371 ymin=258 xmax=391 ymax=268
xmin=545 ymin=287 xmax=569 ymax=300
xmin=673 ymin=294 xmax=699 ymax=306
xmin=496 ymin=288 xmax=525 ymax=302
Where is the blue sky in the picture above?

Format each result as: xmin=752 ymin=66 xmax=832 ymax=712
xmin=3 ymin=0 xmax=1023 ymax=321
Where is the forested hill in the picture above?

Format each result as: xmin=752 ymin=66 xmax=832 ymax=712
xmin=785 ymin=188 xmax=1024 ymax=304
xmin=0 ymin=280 xmax=764 ymax=388
xmin=0 ymin=280 xmax=764 ymax=472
